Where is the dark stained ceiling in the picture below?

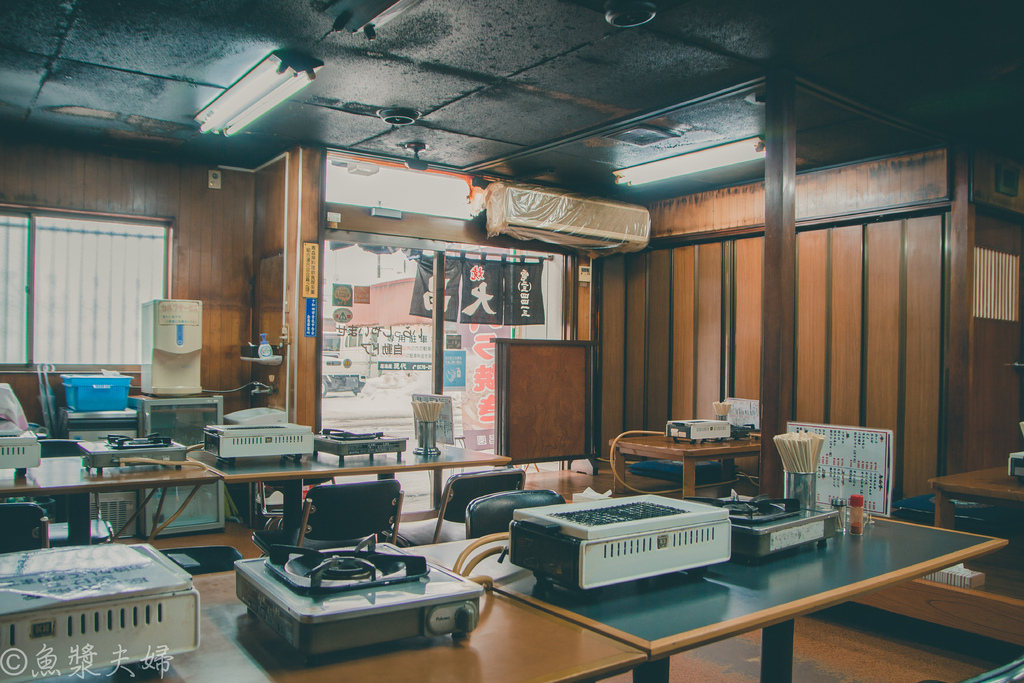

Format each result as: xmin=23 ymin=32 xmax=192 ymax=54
xmin=0 ymin=0 xmax=1021 ymax=203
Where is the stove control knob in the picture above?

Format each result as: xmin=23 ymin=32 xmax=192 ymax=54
xmin=425 ymin=601 xmax=479 ymax=635
xmin=454 ymin=602 xmax=479 ymax=633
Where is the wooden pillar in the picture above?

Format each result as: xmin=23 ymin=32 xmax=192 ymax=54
xmin=759 ymin=72 xmax=797 ymax=497
xmin=944 ymin=145 xmax=974 ymax=475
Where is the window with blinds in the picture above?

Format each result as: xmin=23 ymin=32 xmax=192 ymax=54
xmin=0 ymin=212 xmax=168 ymax=365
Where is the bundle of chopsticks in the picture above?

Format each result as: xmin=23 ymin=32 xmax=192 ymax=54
xmin=412 ymin=400 xmax=443 ymax=423
xmin=713 ymin=401 xmax=732 ymax=418
xmin=773 ymin=431 xmax=825 ymax=473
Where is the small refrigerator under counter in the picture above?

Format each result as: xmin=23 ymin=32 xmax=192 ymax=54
xmin=128 ymin=395 xmax=225 ymax=537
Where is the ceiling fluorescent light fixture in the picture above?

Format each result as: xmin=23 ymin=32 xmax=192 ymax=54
xmin=613 ymin=136 xmax=765 ymax=186
xmin=196 ymin=51 xmax=323 ymax=136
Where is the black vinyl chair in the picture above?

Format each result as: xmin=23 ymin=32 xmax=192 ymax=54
xmin=399 ymin=468 xmax=526 ymax=546
xmin=465 ymin=489 xmax=565 ymax=538
xmin=161 ymin=546 xmax=244 ymax=575
xmin=252 ymin=479 xmax=403 ymax=554
xmin=0 ymin=502 xmax=50 ymax=553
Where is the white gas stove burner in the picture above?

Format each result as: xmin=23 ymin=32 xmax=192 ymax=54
xmin=235 ymin=543 xmax=483 ymax=656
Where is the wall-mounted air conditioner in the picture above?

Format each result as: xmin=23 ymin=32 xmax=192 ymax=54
xmin=485 ymin=182 xmax=650 ymax=256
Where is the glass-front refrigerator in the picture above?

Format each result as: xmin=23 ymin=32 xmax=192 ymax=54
xmin=128 ymin=395 xmax=225 ymax=536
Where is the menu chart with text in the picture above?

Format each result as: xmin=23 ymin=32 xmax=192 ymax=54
xmin=411 ymin=394 xmax=455 ymax=445
xmin=725 ymin=397 xmax=760 ymax=430
xmin=787 ymin=422 xmax=893 ymax=516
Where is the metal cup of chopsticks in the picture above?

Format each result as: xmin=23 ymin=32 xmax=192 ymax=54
xmin=412 ymin=400 xmax=442 ymax=456
xmin=774 ymin=431 xmax=825 ymax=511
xmin=713 ymin=401 xmax=732 ymax=422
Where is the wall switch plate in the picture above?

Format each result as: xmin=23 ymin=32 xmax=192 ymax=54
xmin=208 ymin=169 xmax=222 ymax=189
xmin=578 ymin=265 xmax=592 ymax=283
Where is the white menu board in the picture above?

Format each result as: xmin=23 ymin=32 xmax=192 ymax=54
xmin=725 ymin=397 xmax=760 ymax=430
xmin=787 ymin=422 xmax=893 ymax=516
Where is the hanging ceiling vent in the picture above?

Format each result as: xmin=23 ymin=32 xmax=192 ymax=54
xmin=604 ymin=0 xmax=657 ymax=28
xmin=377 ymin=107 xmax=421 ymax=125
xmin=604 ymin=124 xmax=680 ymax=146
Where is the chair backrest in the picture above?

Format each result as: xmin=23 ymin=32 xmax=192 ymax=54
xmin=440 ymin=468 xmax=527 ymax=525
xmin=302 ymin=479 xmax=403 ymax=547
xmin=465 ymin=489 xmax=565 ymax=538
xmin=0 ymin=502 xmax=49 ymax=553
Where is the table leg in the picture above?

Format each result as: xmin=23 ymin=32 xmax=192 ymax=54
xmin=933 ymin=488 xmax=955 ymax=529
xmin=632 ymin=656 xmax=669 ymax=683
xmin=67 ymin=492 xmax=92 ymax=545
xmin=279 ymin=480 xmax=303 ymax=531
xmin=682 ymin=461 xmax=696 ymax=498
xmin=761 ymin=619 xmax=794 ymax=683
xmin=613 ymin=446 xmax=627 ymax=495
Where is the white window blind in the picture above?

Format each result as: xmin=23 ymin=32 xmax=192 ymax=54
xmin=0 ymin=212 xmax=168 ymax=365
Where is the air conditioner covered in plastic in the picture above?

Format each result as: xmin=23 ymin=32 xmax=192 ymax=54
xmin=485 ymin=182 xmax=650 ymax=257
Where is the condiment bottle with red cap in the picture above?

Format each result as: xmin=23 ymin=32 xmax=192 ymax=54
xmin=849 ymin=494 xmax=865 ymax=535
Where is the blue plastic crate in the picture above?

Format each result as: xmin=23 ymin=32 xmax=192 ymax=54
xmin=61 ymin=374 xmax=132 ymax=411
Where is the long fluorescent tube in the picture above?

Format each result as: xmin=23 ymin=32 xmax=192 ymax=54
xmin=196 ymin=52 xmax=323 ymax=136
xmin=613 ymin=137 xmax=765 ymax=186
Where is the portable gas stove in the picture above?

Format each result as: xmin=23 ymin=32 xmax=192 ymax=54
xmin=665 ymin=419 xmax=732 ymax=443
xmin=203 ymin=423 xmax=313 ymax=462
xmin=234 ymin=540 xmax=483 ymax=656
xmin=0 ymin=430 xmax=41 ymax=472
xmin=691 ymin=497 xmax=840 ymax=562
xmin=78 ymin=434 xmax=187 ymax=472
xmin=314 ymin=429 xmax=407 ymax=458
xmin=0 ymin=544 xmax=199 ymax=683
xmin=509 ymin=495 xmax=731 ymax=590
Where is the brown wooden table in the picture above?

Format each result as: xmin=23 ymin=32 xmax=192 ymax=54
xmin=0 ymin=455 xmax=222 ymax=545
xmin=189 ymin=445 xmax=512 ymax=529
xmin=853 ymin=467 xmax=1024 ymax=647
xmin=929 ymin=466 xmax=1024 ymax=528
xmin=609 ymin=435 xmax=761 ymax=496
xmin=151 ymin=571 xmax=645 ymax=683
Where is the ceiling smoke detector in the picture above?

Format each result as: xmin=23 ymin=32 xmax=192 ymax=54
xmin=604 ymin=0 xmax=657 ymax=27
xmin=402 ymin=142 xmax=429 ymax=171
xmin=377 ymin=107 xmax=421 ymax=125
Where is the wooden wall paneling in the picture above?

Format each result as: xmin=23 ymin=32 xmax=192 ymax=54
xmin=294 ymin=147 xmax=323 ymax=428
xmin=646 ymin=249 xmax=672 ymax=428
xmin=733 ymin=237 xmax=762 ymax=400
xmin=599 ymin=255 xmax=627 ymax=458
xmin=253 ymin=156 xmax=288 ymax=413
xmin=795 ymin=229 xmax=828 ymax=423
xmin=945 ymin=147 xmax=974 ymax=475
xmin=672 ymin=247 xmax=696 ymax=418
xmin=966 ymin=212 xmax=1023 ymax=471
xmin=624 ymin=251 xmax=648 ymax=429
xmin=695 ymin=242 xmax=723 ymax=419
xmin=864 ymin=220 xmax=903 ymax=490
xmin=829 ymin=224 xmax=863 ymax=426
xmin=972 ymin=149 xmax=1024 ymax=216
xmin=647 ymin=149 xmax=949 ymax=239
xmin=902 ymin=215 xmax=943 ymax=496
xmin=0 ymin=142 xmax=254 ymax=421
